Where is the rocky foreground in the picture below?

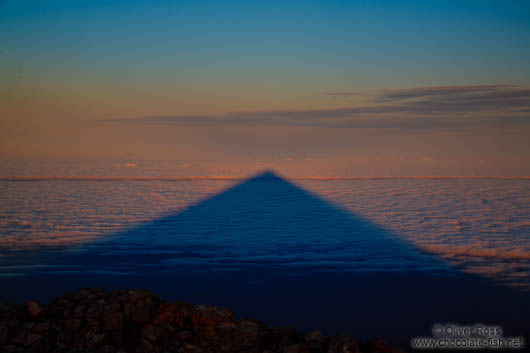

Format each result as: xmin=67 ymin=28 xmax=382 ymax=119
xmin=0 ymin=288 xmax=406 ymax=353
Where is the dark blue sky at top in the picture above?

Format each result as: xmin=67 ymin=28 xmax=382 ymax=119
xmin=2 ymin=0 xmax=529 ymax=87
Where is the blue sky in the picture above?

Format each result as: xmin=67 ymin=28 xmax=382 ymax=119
xmin=2 ymin=0 xmax=529 ymax=87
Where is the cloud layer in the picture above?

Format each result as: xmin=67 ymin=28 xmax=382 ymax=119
xmin=101 ymin=85 xmax=530 ymax=129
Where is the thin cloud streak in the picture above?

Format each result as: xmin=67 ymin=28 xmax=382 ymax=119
xmin=322 ymin=91 xmax=364 ymax=98
xmin=99 ymin=85 xmax=530 ymax=130
xmin=375 ymin=84 xmax=517 ymax=101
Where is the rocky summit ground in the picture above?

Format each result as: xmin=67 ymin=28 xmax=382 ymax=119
xmin=0 ymin=287 xmax=406 ymax=353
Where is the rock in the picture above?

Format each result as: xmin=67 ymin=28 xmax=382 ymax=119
xmin=0 ymin=287 xmax=404 ymax=353
xmin=284 ymin=343 xmax=310 ymax=353
xmin=78 ymin=294 xmax=98 ymax=307
xmin=86 ymin=303 xmax=104 ymax=319
xmin=122 ymin=289 xmax=155 ymax=304
xmin=124 ymin=300 xmax=154 ymax=324
xmin=0 ymin=345 xmax=16 ymax=353
xmin=98 ymin=344 xmax=117 ymax=353
xmin=85 ymin=327 xmax=107 ymax=350
xmin=154 ymin=301 xmax=192 ymax=328
xmin=69 ymin=288 xmax=91 ymax=302
xmin=0 ymin=304 xmax=18 ymax=322
xmin=181 ymin=342 xmax=208 ymax=353
xmin=124 ymin=302 xmax=152 ymax=324
xmin=102 ymin=311 xmax=124 ymax=331
xmin=305 ymin=330 xmax=326 ymax=351
xmin=110 ymin=329 xmax=124 ymax=345
xmin=86 ymin=303 xmax=104 ymax=327
xmin=32 ymin=322 xmax=50 ymax=334
xmin=191 ymin=304 xmax=234 ymax=340
xmin=96 ymin=298 xmax=108 ymax=306
xmin=176 ymin=330 xmax=194 ymax=341
xmin=73 ymin=304 xmax=86 ymax=318
xmin=9 ymin=329 xmax=26 ymax=345
xmin=365 ymin=338 xmax=406 ymax=353
xmin=14 ymin=347 xmax=33 ymax=353
xmin=273 ymin=326 xmax=302 ymax=341
xmin=140 ymin=323 xmax=158 ymax=342
xmin=26 ymin=300 xmax=42 ymax=317
xmin=0 ymin=322 xmax=9 ymax=345
xmin=213 ymin=320 xmax=269 ymax=353
xmin=105 ymin=302 xmax=121 ymax=312
xmin=23 ymin=333 xmax=44 ymax=347
xmin=328 ymin=334 xmax=361 ymax=353
xmin=64 ymin=319 xmax=82 ymax=331
xmin=6 ymin=320 xmax=22 ymax=330
xmin=140 ymin=337 xmax=155 ymax=352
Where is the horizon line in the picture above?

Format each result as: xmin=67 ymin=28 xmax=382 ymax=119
xmin=1 ymin=175 xmax=530 ymax=182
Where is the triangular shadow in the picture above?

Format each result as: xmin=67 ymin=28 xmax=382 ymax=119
xmin=80 ymin=169 xmax=451 ymax=275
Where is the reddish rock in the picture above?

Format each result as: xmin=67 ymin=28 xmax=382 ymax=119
xmin=24 ymin=321 xmax=35 ymax=331
xmin=305 ymin=330 xmax=325 ymax=343
xmin=6 ymin=320 xmax=22 ymax=330
xmin=366 ymin=338 xmax=406 ymax=353
xmin=328 ymin=334 xmax=361 ymax=353
xmin=0 ymin=288 xmax=405 ymax=353
xmin=26 ymin=300 xmax=42 ymax=317
xmin=191 ymin=304 xmax=234 ymax=340
xmin=124 ymin=300 xmax=154 ymax=324
xmin=86 ymin=303 xmax=104 ymax=319
xmin=154 ymin=301 xmax=192 ymax=328
xmin=176 ymin=330 xmax=194 ymax=341
xmin=78 ymin=294 xmax=98 ymax=307
xmin=64 ymin=319 xmax=82 ymax=331
xmin=140 ymin=336 xmax=155 ymax=352
xmin=140 ymin=323 xmax=159 ymax=342
xmin=99 ymin=344 xmax=117 ymax=353
xmin=153 ymin=301 xmax=175 ymax=324
xmin=0 ymin=303 xmax=18 ymax=321
xmin=23 ymin=333 xmax=44 ymax=347
xmin=52 ymin=297 xmax=74 ymax=312
xmin=102 ymin=311 xmax=124 ymax=331
xmin=9 ymin=329 xmax=27 ymax=345
xmin=0 ymin=322 xmax=9 ymax=345
xmin=0 ymin=345 xmax=16 ymax=353
xmin=86 ymin=303 xmax=104 ymax=327
xmin=285 ymin=343 xmax=310 ymax=353
xmin=32 ymin=322 xmax=50 ymax=334
xmin=105 ymin=302 xmax=121 ymax=312
xmin=272 ymin=325 xmax=302 ymax=348
xmin=73 ymin=304 xmax=85 ymax=318
xmin=69 ymin=288 xmax=91 ymax=302
xmin=181 ymin=342 xmax=208 ymax=353
xmin=213 ymin=320 xmax=270 ymax=353
xmin=85 ymin=327 xmax=107 ymax=350
xmin=121 ymin=289 xmax=156 ymax=304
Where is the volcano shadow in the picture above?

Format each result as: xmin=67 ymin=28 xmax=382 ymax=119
xmin=2 ymin=170 xmax=529 ymax=342
xmin=82 ymin=170 xmax=452 ymax=274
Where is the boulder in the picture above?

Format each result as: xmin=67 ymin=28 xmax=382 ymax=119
xmin=64 ymin=319 xmax=82 ymax=331
xmin=26 ymin=301 xmax=42 ymax=317
xmin=124 ymin=300 xmax=154 ymax=324
xmin=327 ymin=334 xmax=361 ymax=353
xmin=102 ymin=311 xmax=124 ymax=331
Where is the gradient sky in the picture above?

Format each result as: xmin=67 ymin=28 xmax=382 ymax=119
xmin=1 ymin=0 xmax=530 ymax=176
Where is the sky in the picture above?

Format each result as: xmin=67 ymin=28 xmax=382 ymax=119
xmin=1 ymin=0 xmax=530 ymax=176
